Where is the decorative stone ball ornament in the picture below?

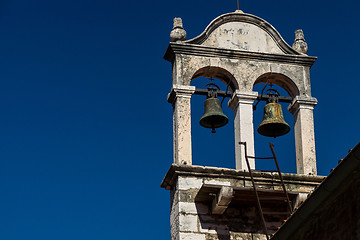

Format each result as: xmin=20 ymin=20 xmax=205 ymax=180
xmin=170 ymin=18 xmax=187 ymax=42
xmin=292 ymin=29 xmax=308 ymax=54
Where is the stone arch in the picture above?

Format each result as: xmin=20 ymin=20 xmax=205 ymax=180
xmin=191 ymin=66 xmax=238 ymax=92
xmin=253 ymin=72 xmax=300 ymax=98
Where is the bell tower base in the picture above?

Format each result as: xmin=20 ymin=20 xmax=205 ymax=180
xmin=161 ymin=164 xmax=324 ymax=240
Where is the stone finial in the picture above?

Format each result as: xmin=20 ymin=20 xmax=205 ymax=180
xmin=292 ymin=29 xmax=308 ymax=54
xmin=170 ymin=17 xmax=187 ymax=42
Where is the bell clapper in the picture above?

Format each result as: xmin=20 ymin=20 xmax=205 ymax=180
xmin=212 ymin=128 xmax=216 ymax=133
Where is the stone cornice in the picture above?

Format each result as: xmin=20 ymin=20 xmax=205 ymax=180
xmin=288 ymin=96 xmax=318 ymax=114
xmin=228 ymin=90 xmax=258 ymax=109
xmin=184 ymin=12 xmax=299 ymax=55
xmin=164 ymin=43 xmax=317 ymax=67
xmin=167 ymin=85 xmax=196 ymax=104
xmin=160 ymin=164 xmax=325 ymax=190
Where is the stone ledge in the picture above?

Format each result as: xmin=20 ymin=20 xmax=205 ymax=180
xmin=161 ymin=164 xmax=325 ymax=190
xmin=164 ymin=43 xmax=317 ymax=67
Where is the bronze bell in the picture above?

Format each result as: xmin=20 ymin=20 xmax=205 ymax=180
xmin=200 ymin=97 xmax=229 ymax=133
xmin=258 ymin=101 xmax=290 ymax=137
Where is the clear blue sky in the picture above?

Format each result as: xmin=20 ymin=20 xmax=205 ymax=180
xmin=0 ymin=0 xmax=358 ymax=239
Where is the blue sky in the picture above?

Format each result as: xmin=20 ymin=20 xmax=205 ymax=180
xmin=0 ymin=0 xmax=358 ymax=239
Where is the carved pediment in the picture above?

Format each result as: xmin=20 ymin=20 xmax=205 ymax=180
xmin=185 ymin=12 xmax=299 ymax=55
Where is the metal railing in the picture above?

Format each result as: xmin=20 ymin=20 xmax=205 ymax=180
xmin=239 ymin=142 xmax=293 ymax=240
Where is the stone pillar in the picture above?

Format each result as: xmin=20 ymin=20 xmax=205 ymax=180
xmin=168 ymin=85 xmax=196 ymax=165
xmin=289 ymin=96 xmax=318 ymax=175
xmin=229 ymin=90 xmax=258 ymax=170
xmin=170 ymin=176 xmax=205 ymax=240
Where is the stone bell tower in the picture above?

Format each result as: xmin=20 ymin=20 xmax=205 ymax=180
xmin=162 ymin=11 xmax=324 ymax=240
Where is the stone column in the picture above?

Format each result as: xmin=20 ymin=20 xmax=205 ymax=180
xmin=229 ymin=90 xmax=258 ymax=170
xmin=289 ymin=96 xmax=318 ymax=175
xmin=168 ymin=85 xmax=196 ymax=165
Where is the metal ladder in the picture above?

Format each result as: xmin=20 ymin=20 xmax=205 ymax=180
xmin=239 ymin=142 xmax=293 ymax=240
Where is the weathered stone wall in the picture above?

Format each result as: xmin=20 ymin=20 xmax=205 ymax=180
xmin=170 ymin=176 xmax=268 ymax=240
xmin=172 ymin=54 xmax=311 ymax=98
xmin=162 ymin=165 xmax=324 ymax=240
xmin=201 ymin=22 xmax=284 ymax=54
